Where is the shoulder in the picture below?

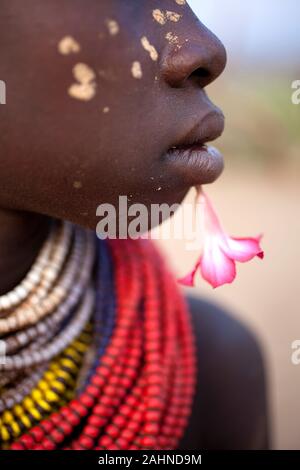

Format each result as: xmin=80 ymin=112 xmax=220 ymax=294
xmin=187 ymin=295 xmax=265 ymax=364
xmin=178 ymin=295 xmax=269 ymax=450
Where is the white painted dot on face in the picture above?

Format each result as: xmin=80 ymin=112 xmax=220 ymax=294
xmin=141 ymin=37 xmax=158 ymax=62
xmin=166 ymin=11 xmax=182 ymax=22
xmin=152 ymin=9 xmax=183 ymax=27
xmin=103 ymin=106 xmax=110 ymax=113
xmin=68 ymin=63 xmax=97 ymax=101
xmin=73 ymin=63 xmax=96 ymax=84
xmin=68 ymin=83 xmax=96 ymax=101
xmin=69 ymin=81 xmax=97 ymax=101
xmin=165 ymin=32 xmax=179 ymax=45
xmin=131 ymin=61 xmax=143 ymax=79
xmin=73 ymin=181 xmax=83 ymax=189
xmin=106 ymin=19 xmax=120 ymax=36
xmin=58 ymin=36 xmax=81 ymax=55
xmin=152 ymin=9 xmax=166 ymax=25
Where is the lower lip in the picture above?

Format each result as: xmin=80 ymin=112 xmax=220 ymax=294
xmin=164 ymin=144 xmax=224 ymax=185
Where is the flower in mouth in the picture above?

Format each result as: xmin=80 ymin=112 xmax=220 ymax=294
xmin=178 ymin=187 xmax=264 ymax=288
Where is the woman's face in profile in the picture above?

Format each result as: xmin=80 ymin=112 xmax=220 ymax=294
xmin=0 ymin=0 xmax=226 ymax=229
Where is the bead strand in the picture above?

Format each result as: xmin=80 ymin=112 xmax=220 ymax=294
xmin=79 ymin=240 xmax=116 ymax=390
xmin=10 ymin=239 xmax=142 ymax=450
xmin=0 ymin=222 xmax=56 ymax=313
xmin=0 ymin=288 xmax=94 ymax=371
xmin=0 ymin=366 xmax=48 ymax=413
xmin=3 ymin=227 xmax=94 ymax=355
xmin=9 ymin=237 xmax=197 ymax=451
xmin=0 ymin=225 xmax=82 ymax=334
xmin=0 ymin=327 xmax=91 ymax=445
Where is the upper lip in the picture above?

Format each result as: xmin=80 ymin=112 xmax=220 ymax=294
xmin=170 ymin=108 xmax=225 ymax=150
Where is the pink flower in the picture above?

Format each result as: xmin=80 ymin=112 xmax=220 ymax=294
xmin=178 ymin=188 xmax=264 ymax=288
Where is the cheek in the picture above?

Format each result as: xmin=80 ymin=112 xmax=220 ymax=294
xmin=18 ymin=6 xmax=182 ymax=209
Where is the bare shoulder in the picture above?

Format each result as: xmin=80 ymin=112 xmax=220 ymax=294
xmin=178 ymin=295 xmax=270 ymax=450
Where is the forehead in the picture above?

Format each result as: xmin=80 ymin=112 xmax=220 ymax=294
xmin=1 ymin=0 xmax=187 ymax=25
xmin=0 ymin=0 xmax=190 ymax=68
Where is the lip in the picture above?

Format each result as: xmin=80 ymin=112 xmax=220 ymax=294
xmin=164 ymin=109 xmax=225 ymax=185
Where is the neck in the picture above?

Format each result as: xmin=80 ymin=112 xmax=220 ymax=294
xmin=0 ymin=208 xmax=51 ymax=295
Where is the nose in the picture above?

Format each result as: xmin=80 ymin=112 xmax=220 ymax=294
xmin=161 ymin=23 xmax=227 ymax=89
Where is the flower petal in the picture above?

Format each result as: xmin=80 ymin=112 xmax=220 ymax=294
xmin=200 ymin=238 xmax=236 ymax=288
xmin=178 ymin=261 xmax=200 ymax=287
xmin=179 ymin=188 xmax=265 ymax=289
xmin=198 ymin=189 xmax=224 ymax=235
xmin=221 ymin=236 xmax=264 ymax=262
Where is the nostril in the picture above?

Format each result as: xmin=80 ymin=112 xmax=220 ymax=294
xmin=161 ymin=55 xmax=213 ymax=89
xmin=161 ymin=33 xmax=227 ymax=89
xmin=191 ymin=68 xmax=209 ymax=78
xmin=190 ymin=67 xmax=212 ymax=87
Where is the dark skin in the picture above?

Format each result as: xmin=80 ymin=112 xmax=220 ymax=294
xmin=0 ymin=0 xmax=269 ymax=448
xmin=180 ymin=298 xmax=269 ymax=449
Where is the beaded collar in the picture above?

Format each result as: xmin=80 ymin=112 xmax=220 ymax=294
xmin=0 ymin=221 xmax=197 ymax=450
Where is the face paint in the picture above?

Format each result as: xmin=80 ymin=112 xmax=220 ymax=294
xmin=166 ymin=11 xmax=182 ymax=22
xmin=68 ymin=63 xmax=97 ymax=101
xmin=131 ymin=61 xmax=143 ymax=79
xmin=106 ymin=19 xmax=120 ymax=36
xmin=72 ymin=63 xmax=95 ymax=84
xmin=141 ymin=37 xmax=158 ymax=61
xmin=165 ymin=32 xmax=179 ymax=45
xmin=152 ymin=9 xmax=182 ymax=25
xmin=175 ymin=0 xmax=186 ymax=5
xmin=103 ymin=106 xmax=110 ymax=113
xmin=58 ymin=36 xmax=81 ymax=55
xmin=152 ymin=9 xmax=166 ymax=25
xmin=73 ymin=181 xmax=83 ymax=189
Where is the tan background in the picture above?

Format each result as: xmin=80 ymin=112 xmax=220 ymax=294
xmin=158 ymin=165 xmax=300 ymax=449
xmin=159 ymin=0 xmax=300 ymax=449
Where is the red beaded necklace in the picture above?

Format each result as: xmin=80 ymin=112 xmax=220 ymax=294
xmin=10 ymin=238 xmax=197 ymax=451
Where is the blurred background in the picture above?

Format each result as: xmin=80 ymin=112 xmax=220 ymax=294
xmin=158 ymin=0 xmax=300 ymax=449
